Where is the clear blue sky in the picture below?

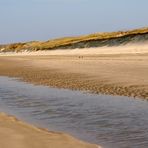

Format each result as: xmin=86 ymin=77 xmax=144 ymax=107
xmin=0 ymin=0 xmax=148 ymax=44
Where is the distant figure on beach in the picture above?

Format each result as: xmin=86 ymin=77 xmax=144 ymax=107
xmin=78 ymin=56 xmax=83 ymax=59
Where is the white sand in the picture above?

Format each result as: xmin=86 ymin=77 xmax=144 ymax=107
xmin=0 ymin=43 xmax=148 ymax=56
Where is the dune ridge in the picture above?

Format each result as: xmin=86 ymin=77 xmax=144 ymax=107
xmin=0 ymin=43 xmax=148 ymax=56
xmin=1 ymin=27 xmax=148 ymax=52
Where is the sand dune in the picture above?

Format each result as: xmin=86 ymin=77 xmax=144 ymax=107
xmin=1 ymin=27 xmax=148 ymax=52
xmin=0 ymin=43 xmax=148 ymax=56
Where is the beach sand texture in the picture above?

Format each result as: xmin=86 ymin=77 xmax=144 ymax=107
xmin=0 ymin=45 xmax=148 ymax=99
xmin=0 ymin=113 xmax=99 ymax=148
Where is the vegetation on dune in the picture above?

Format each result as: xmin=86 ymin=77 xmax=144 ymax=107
xmin=1 ymin=27 xmax=148 ymax=52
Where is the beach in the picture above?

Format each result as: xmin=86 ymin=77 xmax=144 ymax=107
xmin=0 ymin=46 xmax=148 ymax=99
xmin=1 ymin=0 xmax=148 ymax=146
xmin=0 ymin=45 xmax=148 ymax=148
xmin=0 ymin=112 xmax=99 ymax=148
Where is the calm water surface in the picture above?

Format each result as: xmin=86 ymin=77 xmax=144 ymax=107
xmin=0 ymin=76 xmax=148 ymax=148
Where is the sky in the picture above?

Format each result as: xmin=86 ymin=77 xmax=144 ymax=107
xmin=0 ymin=0 xmax=148 ymax=44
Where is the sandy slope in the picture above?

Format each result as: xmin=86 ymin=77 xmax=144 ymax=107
xmin=0 ymin=113 xmax=100 ymax=148
xmin=0 ymin=43 xmax=148 ymax=56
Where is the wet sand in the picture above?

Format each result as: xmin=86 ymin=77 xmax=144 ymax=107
xmin=0 ymin=112 xmax=99 ymax=148
xmin=0 ymin=53 xmax=147 ymax=99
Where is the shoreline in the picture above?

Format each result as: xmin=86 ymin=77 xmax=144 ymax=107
xmin=0 ymin=48 xmax=147 ymax=147
xmin=0 ymin=52 xmax=147 ymax=99
xmin=0 ymin=112 xmax=100 ymax=148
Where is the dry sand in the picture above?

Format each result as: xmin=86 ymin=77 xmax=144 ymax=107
xmin=0 ymin=113 xmax=99 ymax=148
xmin=1 ymin=43 xmax=148 ymax=56
xmin=0 ymin=47 xmax=148 ymax=99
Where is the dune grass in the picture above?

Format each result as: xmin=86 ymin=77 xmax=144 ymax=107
xmin=1 ymin=27 xmax=148 ymax=52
